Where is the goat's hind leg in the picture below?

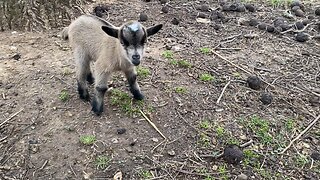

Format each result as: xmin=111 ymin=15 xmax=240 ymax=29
xmin=74 ymin=48 xmax=91 ymax=101
xmin=125 ymin=67 xmax=144 ymax=100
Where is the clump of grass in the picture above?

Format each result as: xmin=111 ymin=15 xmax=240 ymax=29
xmin=285 ymin=119 xmax=295 ymax=131
xmin=177 ymin=59 xmax=192 ymax=68
xmin=59 ymin=90 xmax=69 ymax=102
xmin=169 ymin=59 xmax=178 ymax=65
xmin=162 ymin=50 xmax=174 ymax=59
xmin=218 ymin=165 xmax=228 ymax=180
xmin=175 ymin=87 xmax=187 ymax=94
xmin=295 ymin=154 xmax=309 ymax=167
xmin=79 ymin=135 xmax=96 ymax=145
xmin=248 ymin=116 xmax=273 ymax=145
xmin=215 ymin=126 xmax=225 ymax=137
xmin=95 ymin=155 xmax=110 ymax=169
xmin=140 ymin=170 xmax=152 ymax=179
xmin=198 ymin=133 xmax=211 ymax=147
xmin=199 ymin=73 xmax=215 ymax=82
xmin=199 ymin=120 xmax=212 ymax=129
xmin=110 ymin=89 xmax=143 ymax=115
xmin=137 ymin=67 xmax=151 ymax=78
xmin=200 ymin=47 xmax=211 ymax=55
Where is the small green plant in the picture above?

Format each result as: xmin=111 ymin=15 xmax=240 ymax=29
xmin=215 ymin=126 xmax=225 ymax=137
xmin=175 ymin=87 xmax=187 ymax=94
xmin=200 ymin=73 xmax=215 ymax=82
xmin=110 ymin=89 xmax=144 ymax=115
xmin=232 ymin=72 xmax=242 ymax=78
xmin=95 ymin=155 xmax=110 ymax=169
xmin=295 ymin=154 xmax=309 ymax=167
xmin=140 ymin=170 xmax=152 ymax=179
xmin=199 ymin=133 xmax=211 ymax=147
xmin=243 ymin=149 xmax=260 ymax=167
xmin=59 ymin=90 xmax=69 ymax=102
xmin=285 ymin=119 xmax=295 ymax=131
xmin=177 ymin=59 xmax=192 ymax=68
xmin=162 ymin=50 xmax=174 ymax=59
xmin=249 ymin=116 xmax=273 ymax=145
xmin=79 ymin=135 xmax=96 ymax=145
xmin=199 ymin=120 xmax=211 ymax=129
xmin=227 ymin=138 xmax=240 ymax=146
xmin=218 ymin=165 xmax=228 ymax=180
xmin=169 ymin=59 xmax=178 ymax=65
xmin=137 ymin=67 xmax=151 ymax=78
xmin=200 ymin=47 xmax=211 ymax=55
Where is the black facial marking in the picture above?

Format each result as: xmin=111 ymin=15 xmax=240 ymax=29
xmin=86 ymin=72 xmax=94 ymax=85
xmin=121 ymin=23 xmax=147 ymax=47
xmin=77 ymin=82 xmax=90 ymax=101
xmin=91 ymin=97 xmax=103 ymax=116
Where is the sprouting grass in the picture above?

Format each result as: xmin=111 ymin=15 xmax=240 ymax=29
xmin=295 ymin=154 xmax=309 ymax=167
xmin=285 ymin=119 xmax=295 ymax=131
xmin=218 ymin=165 xmax=228 ymax=180
xmin=137 ymin=67 xmax=151 ymax=78
xmin=169 ymin=59 xmax=192 ymax=68
xmin=175 ymin=86 xmax=187 ymax=94
xmin=95 ymin=155 xmax=110 ymax=169
xmin=215 ymin=126 xmax=225 ymax=137
xmin=169 ymin=59 xmax=178 ymax=65
xmin=59 ymin=90 xmax=69 ymax=102
xmin=199 ymin=120 xmax=212 ymax=129
xmin=162 ymin=50 xmax=174 ymax=59
xmin=200 ymin=47 xmax=211 ymax=55
xmin=140 ymin=170 xmax=152 ymax=179
xmin=199 ymin=73 xmax=215 ymax=82
xmin=243 ymin=149 xmax=261 ymax=167
xmin=110 ymin=89 xmax=144 ymax=115
xmin=227 ymin=137 xmax=240 ymax=146
xmin=198 ymin=133 xmax=211 ymax=147
xmin=248 ymin=116 xmax=273 ymax=145
xmin=79 ymin=135 xmax=96 ymax=145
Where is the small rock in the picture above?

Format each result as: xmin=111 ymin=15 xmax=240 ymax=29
xmin=245 ymin=4 xmax=256 ymax=12
xmin=290 ymin=0 xmax=304 ymax=11
xmin=273 ymin=17 xmax=285 ymax=27
xmin=201 ymin=4 xmax=209 ymax=12
xmin=198 ymin=12 xmax=208 ymax=18
xmin=30 ymin=145 xmax=39 ymax=153
xmin=223 ymin=144 xmax=243 ymax=164
xmin=295 ymin=32 xmax=309 ymax=42
xmin=229 ymin=3 xmax=238 ymax=11
xmin=171 ymin=18 xmax=180 ymax=25
xmin=222 ymin=4 xmax=230 ymax=11
xmin=316 ymin=8 xmax=320 ymax=16
xmin=139 ymin=13 xmax=148 ymax=22
xmin=111 ymin=138 xmax=119 ymax=144
xmin=160 ymin=0 xmax=167 ymax=5
xmin=129 ymin=139 xmax=137 ymax=146
xmin=35 ymin=98 xmax=43 ymax=104
xmin=291 ymin=5 xmax=301 ymax=12
xmin=309 ymin=96 xmax=320 ymax=106
xmin=280 ymin=23 xmax=291 ymax=31
xmin=257 ymin=23 xmax=267 ymax=30
xmin=238 ymin=173 xmax=248 ymax=180
xmin=151 ymin=137 xmax=159 ymax=142
xmin=266 ymin=25 xmax=275 ymax=33
xmin=28 ymin=139 xmax=38 ymax=144
xmin=236 ymin=4 xmax=246 ymax=12
xmin=93 ymin=5 xmax=109 ymax=17
xmin=310 ymin=152 xmax=320 ymax=161
xmin=113 ymin=171 xmax=123 ymax=180
xmin=260 ymin=93 xmax=273 ymax=105
xmin=12 ymin=53 xmax=21 ymax=60
xmin=247 ymin=76 xmax=262 ymax=90
xmin=294 ymin=21 xmax=304 ymax=30
xmin=125 ymin=147 xmax=134 ymax=153
xmin=161 ymin=6 xmax=169 ymax=13
xmin=249 ymin=19 xmax=259 ymax=26
xmin=302 ymin=19 xmax=311 ymax=25
xmin=167 ymin=150 xmax=176 ymax=156
xmin=117 ymin=128 xmax=126 ymax=135
xmin=294 ymin=9 xmax=305 ymax=17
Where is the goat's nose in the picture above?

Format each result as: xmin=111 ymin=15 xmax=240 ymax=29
xmin=132 ymin=55 xmax=140 ymax=61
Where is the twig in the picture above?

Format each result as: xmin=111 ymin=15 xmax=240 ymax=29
xmin=0 ymin=109 xmax=24 ymax=127
xmin=240 ymin=139 xmax=253 ymax=148
xmin=69 ymin=164 xmax=77 ymax=177
xmin=216 ymin=81 xmax=231 ymax=104
xmin=139 ymin=109 xmax=167 ymax=139
xmin=214 ymin=47 xmax=242 ymax=51
xmin=39 ymin=160 xmax=48 ymax=170
xmin=212 ymin=51 xmax=251 ymax=74
xmin=280 ymin=115 xmax=320 ymax=154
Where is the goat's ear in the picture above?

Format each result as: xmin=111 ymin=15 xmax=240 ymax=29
xmin=147 ymin=24 xmax=163 ymax=37
xmin=102 ymin=26 xmax=119 ymax=39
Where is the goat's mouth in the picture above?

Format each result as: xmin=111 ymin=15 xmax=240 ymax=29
xmin=132 ymin=60 xmax=140 ymax=66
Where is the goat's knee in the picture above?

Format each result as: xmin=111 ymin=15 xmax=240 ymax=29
xmin=126 ymin=72 xmax=144 ymax=100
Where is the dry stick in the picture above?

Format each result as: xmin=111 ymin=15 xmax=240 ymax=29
xmin=280 ymin=115 xmax=320 ymax=154
xmin=216 ymin=81 xmax=231 ymax=104
xmin=0 ymin=108 xmax=24 ymax=127
xmin=139 ymin=109 xmax=167 ymax=140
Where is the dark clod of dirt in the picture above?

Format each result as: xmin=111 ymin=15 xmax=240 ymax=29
xmin=219 ymin=0 xmax=227 ymax=6
xmin=198 ymin=12 xmax=208 ymax=18
xmin=201 ymin=4 xmax=209 ymax=12
xmin=290 ymin=0 xmax=304 ymax=11
xmin=223 ymin=145 xmax=244 ymax=164
xmin=35 ymin=98 xmax=43 ymax=104
xmin=12 ymin=53 xmax=21 ymax=60
xmin=117 ymin=128 xmax=126 ymax=134
xmin=294 ymin=9 xmax=305 ymax=17
xmin=171 ymin=17 xmax=180 ymax=25
xmin=315 ymin=8 xmax=320 ymax=16
xmin=145 ymin=0 xmax=151 ymax=2
xmin=28 ymin=139 xmax=38 ymax=144
xmin=93 ymin=5 xmax=109 ymax=17
xmin=291 ymin=6 xmax=301 ymax=12
xmin=139 ymin=13 xmax=148 ymax=22
xmin=273 ymin=17 xmax=285 ymax=27
xmin=249 ymin=19 xmax=259 ymax=26
xmin=211 ymin=10 xmax=225 ymax=20
xmin=222 ymin=4 xmax=231 ymax=11
xmin=294 ymin=21 xmax=304 ymax=30
xmin=161 ymin=6 xmax=169 ymax=13
xmin=160 ymin=0 xmax=168 ymax=4
xmin=236 ymin=4 xmax=246 ymax=12
xmin=302 ymin=19 xmax=311 ymax=25
xmin=244 ymin=4 xmax=256 ymax=12
xmin=258 ymin=23 xmax=267 ymax=30
xmin=295 ymin=32 xmax=309 ymax=42
xmin=311 ymin=152 xmax=320 ymax=161
xmin=247 ymin=76 xmax=262 ymax=90
xmin=266 ymin=25 xmax=275 ymax=33
xmin=260 ymin=93 xmax=273 ymax=105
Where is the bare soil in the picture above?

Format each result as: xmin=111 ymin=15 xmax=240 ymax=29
xmin=0 ymin=0 xmax=320 ymax=179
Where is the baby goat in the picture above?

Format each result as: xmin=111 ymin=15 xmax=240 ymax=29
xmin=62 ymin=15 xmax=162 ymax=115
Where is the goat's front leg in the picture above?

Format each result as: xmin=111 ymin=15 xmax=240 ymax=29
xmin=91 ymin=71 xmax=110 ymax=116
xmin=124 ymin=67 xmax=144 ymax=100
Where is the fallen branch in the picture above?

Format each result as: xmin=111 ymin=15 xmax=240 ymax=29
xmin=0 ymin=108 xmax=24 ymax=127
xmin=216 ymin=81 xmax=231 ymax=104
xmin=280 ymin=115 xmax=320 ymax=154
xmin=139 ymin=109 xmax=167 ymax=140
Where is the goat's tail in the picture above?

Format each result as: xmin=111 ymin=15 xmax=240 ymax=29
xmin=61 ymin=27 xmax=69 ymax=40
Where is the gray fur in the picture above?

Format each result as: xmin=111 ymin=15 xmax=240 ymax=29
xmin=62 ymin=15 xmax=162 ymax=115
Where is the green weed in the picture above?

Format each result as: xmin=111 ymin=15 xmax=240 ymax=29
xmin=249 ymin=116 xmax=273 ymax=145
xmin=59 ymin=90 xmax=69 ymax=102
xmin=79 ymin=135 xmax=96 ymax=145
xmin=218 ymin=165 xmax=228 ymax=180
xmin=137 ymin=67 xmax=151 ymax=78
xmin=200 ymin=47 xmax=211 ymax=55
xmin=199 ymin=73 xmax=215 ymax=82
xmin=199 ymin=120 xmax=212 ymax=129
xmin=110 ymin=89 xmax=143 ymax=115
xmin=95 ymin=155 xmax=110 ymax=169
xmin=295 ymin=154 xmax=309 ymax=167
xmin=162 ymin=50 xmax=174 ymax=59
xmin=199 ymin=133 xmax=211 ymax=147
xmin=140 ymin=170 xmax=152 ymax=179
xmin=215 ymin=126 xmax=225 ymax=137
xmin=285 ymin=119 xmax=295 ymax=131
xmin=177 ymin=59 xmax=192 ymax=68
xmin=175 ymin=87 xmax=187 ymax=94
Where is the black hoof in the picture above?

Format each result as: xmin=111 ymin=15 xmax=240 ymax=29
xmin=91 ymin=98 xmax=103 ymax=116
xmin=133 ymin=92 xmax=144 ymax=101
xmin=86 ymin=73 xmax=95 ymax=85
xmin=78 ymin=83 xmax=90 ymax=101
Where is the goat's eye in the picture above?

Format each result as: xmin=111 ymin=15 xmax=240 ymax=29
xmin=121 ymin=38 xmax=130 ymax=47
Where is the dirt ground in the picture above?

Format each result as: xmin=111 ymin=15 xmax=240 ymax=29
xmin=0 ymin=0 xmax=320 ymax=179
